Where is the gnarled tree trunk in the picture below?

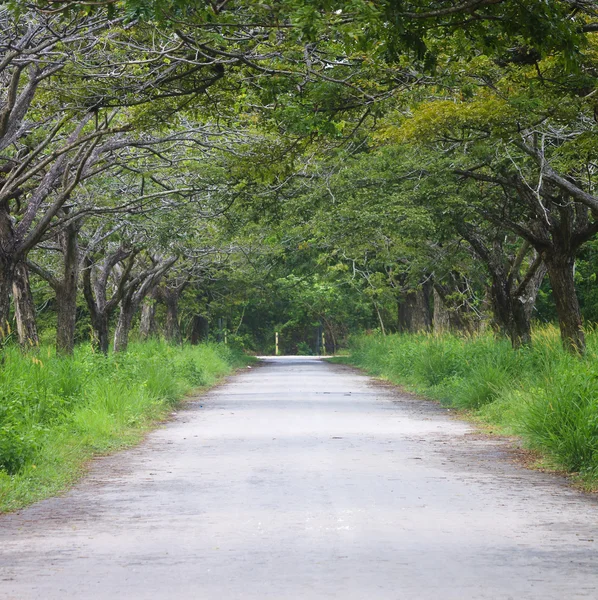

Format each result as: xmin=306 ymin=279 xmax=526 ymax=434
xmin=0 ymin=256 xmax=14 ymax=340
xmin=399 ymin=281 xmax=432 ymax=333
xmin=155 ymin=278 xmax=188 ymax=344
xmin=163 ymin=291 xmax=182 ymax=344
xmin=510 ymin=261 xmax=547 ymax=349
xmin=113 ymin=256 xmax=177 ymax=353
xmin=27 ymin=221 xmax=81 ymax=354
xmin=0 ymin=200 xmax=16 ymax=341
xmin=95 ymin=312 xmax=110 ymax=355
xmin=433 ymin=281 xmax=479 ymax=334
xmin=12 ymin=261 xmax=39 ymax=348
xmin=488 ymin=264 xmax=546 ymax=349
xmin=114 ymin=296 xmax=135 ymax=353
xmin=139 ymin=296 xmax=157 ymax=340
xmin=82 ymin=259 xmax=111 ymax=355
xmin=545 ymin=253 xmax=585 ymax=354
xmin=462 ymin=231 xmax=546 ymax=349
xmin=82 ymin=248 xmax=136 ymax=355
xmin=433 ymin=287 xmax=450 ymax=333
xmin=56 ymin=224 xmax=80 ymax=355
xmin=489 ymin=275 xmax=514 ymax=339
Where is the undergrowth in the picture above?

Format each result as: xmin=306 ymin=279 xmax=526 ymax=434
xmin=347 ymin=326 xmax=598 ymax=487
xmin=0 ymin=340 xmax=252 ymax=512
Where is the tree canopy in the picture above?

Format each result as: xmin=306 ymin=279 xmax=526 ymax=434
xmin=2 ymin=0 xmax=598 ymax=354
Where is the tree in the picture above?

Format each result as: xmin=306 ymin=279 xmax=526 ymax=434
xmin=0 ymin=6 xmax=250 ymax=346
xmin=4 ymin=0 xmax=598 ymax=356
xmin=386 ymin=33 xmax=598 ymax=352
xmin=113 ymin=254 xmax=177 ymax=352
xmin=460 ymin=229 xmax=547 ymax=347
xmin=82 ymin=244 xmax=137 ymax=354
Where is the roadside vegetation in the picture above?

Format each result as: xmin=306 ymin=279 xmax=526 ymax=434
xmin=0 ymin=341 xmax=250 ymax=512
xmin=347 ymin=329 xmax=598 ymax=487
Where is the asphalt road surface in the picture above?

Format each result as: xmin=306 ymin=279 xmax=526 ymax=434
xmin=2 ymin=356 xmax=598 ymax=599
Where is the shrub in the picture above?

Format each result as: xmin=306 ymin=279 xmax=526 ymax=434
xmin=521 ymin=363 xmax=598 ymax=473
xmin=0 ymin=425 xmax=38 ymax=475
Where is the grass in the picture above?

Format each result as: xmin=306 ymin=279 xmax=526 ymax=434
xmin=345 ymin=326 xmax=598 ymax=487
xmin=0 ymin=340 xmax=253 ymax=512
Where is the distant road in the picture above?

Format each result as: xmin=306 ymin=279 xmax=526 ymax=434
xmin=2 ymin=356 xmax=598 ymax=599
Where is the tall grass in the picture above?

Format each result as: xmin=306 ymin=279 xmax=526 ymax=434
xmin=0 ymin=340 xmax=251 ymax=512
xmin=348 ymin=326 xmax=598 ymax=484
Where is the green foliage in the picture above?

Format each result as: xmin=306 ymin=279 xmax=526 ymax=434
xmin=0 ymin=425 xmax=38 ymax=475
xmin=521 ymin=365 xmax=598 ymax=473
xmin=348 ymin=327 xmax=598 ymax=483
xmin=296 ymin=341 xmax=313 ymax=356
xmin=34 ymin=0 xmax=589 ymax=65
xmin=0 ymin=340 xmax=250 ymax=511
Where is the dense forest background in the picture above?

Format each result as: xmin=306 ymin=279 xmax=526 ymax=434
xmin=2 ymin=0 xmax=598 ymax=356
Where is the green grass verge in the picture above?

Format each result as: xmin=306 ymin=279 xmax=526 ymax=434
xmin=0 ymin=340 xmax=254 ymax=512
xmin=345 ymin=326 xmax=598 ymax=487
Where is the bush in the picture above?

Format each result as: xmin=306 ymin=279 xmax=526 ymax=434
xmin=521 ymin=362 xmax=598 ymax=473
xmin=296 ymin=342 xmax=313 ymax=355
xmin=0 ymin=425 xmax=38 ymax=475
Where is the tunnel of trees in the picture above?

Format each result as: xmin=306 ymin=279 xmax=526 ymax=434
xmin=2 ymin=0 xmax=598 ymax=356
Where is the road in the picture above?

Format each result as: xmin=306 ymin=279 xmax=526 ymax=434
xmin=1 ymin=356 xmax=598 ymax=599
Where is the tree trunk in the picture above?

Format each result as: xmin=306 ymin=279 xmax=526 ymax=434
xmin=433 ymin=284 xmax=477 ymax=334
xmin=398 ymin=295 xmax=414 ymax=332
xmin=326 ymin=322 xmax=337 ymax=354
xmin=55 ymin=225 xmax=80 ymax=355
xmin=519 ymin=262 xmax=547 ymax=325
xmin=399 ymin=283 xmax=432 ymax=333
xmin=374 ymin=302 xmax=386 ymax=335
xmin=509 ymin=301 xmax=532 ymax=348
xmin=510 ymin=262 xmax=547 ymax=349
xmin=545 ymin=254 xmax=585 ymax=354
xmin=489 ymin=274 xmax=512 ymax=337
xmin=112 ymin=259 xmax=176 ymax=352
xmin=96 ymin=313 xmax=110 ymax=355
xmin=12 ymin=261 xmax=39 ymax=348
xmin=83 ymin=288 xmax=110 ymax=354
xmin=56 ymin=286 xmax=78 ymax=355
xmin=114 ymin=298 xmax=135 ymax=353
xmin=433 ymin=288 xmax=450 ymax=333
xmin=82 ymin=258 xmax=110 ymax=355
xmin=139 ymin=297 xmax=157 ymax=340
xmin=0 ymin=256 xmax=14 ymax=341
xmin=190 ymin=315 xmax=209 ymax=345
xmin=164 ymin=294 xmax=182 ymax=344
xmin=0 ymin=197 xmax=16 ymax=341
xmin=489 ymin=277 xmax=533 ymax=349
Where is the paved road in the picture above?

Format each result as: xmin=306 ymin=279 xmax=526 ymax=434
xmin=1 ymin=357 xmax=598 ymax=599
